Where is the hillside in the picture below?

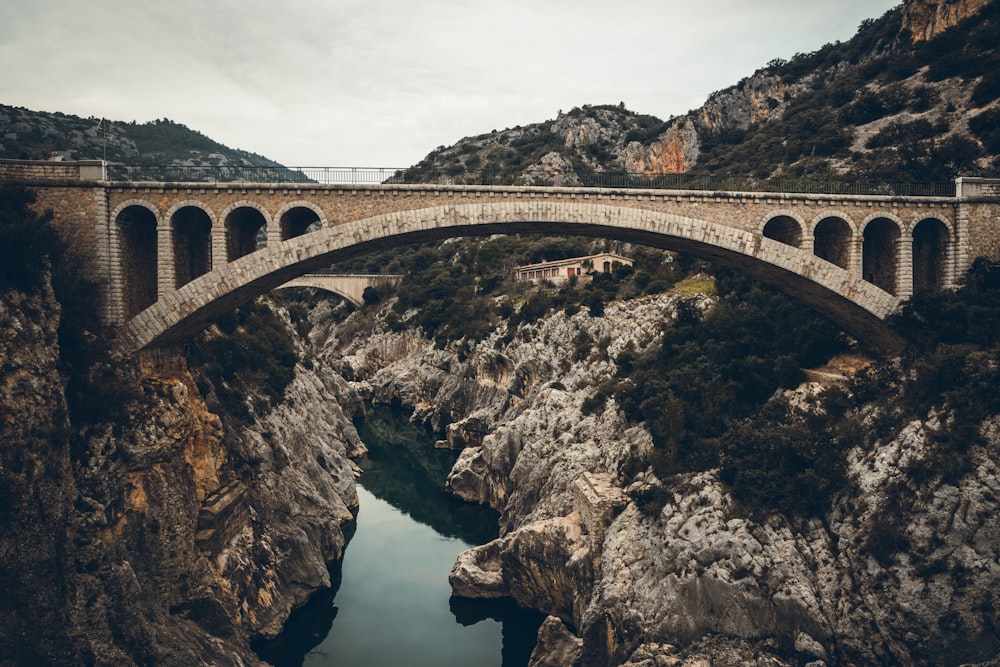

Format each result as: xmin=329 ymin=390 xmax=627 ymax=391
xmin=0 ymin=104 xmax=281 ymax=168
xmin=3 ymin=1 xmax=994 ymax=186
xmin=405 ymin=0 xmax=999 ymax=185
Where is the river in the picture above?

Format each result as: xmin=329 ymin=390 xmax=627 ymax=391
xmin=255 ymin=406 xmax=544 ymax=666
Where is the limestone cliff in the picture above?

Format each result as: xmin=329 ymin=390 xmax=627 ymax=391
xmin=0 ymin=276 xmax=364 ymax=664
xmin=902 ymin=0 xmax=993 ymax=42
xmin=315 ymin=285 xmax=1000 ymax=666
xmin=406 ymin=0 xmax=998 ymax=185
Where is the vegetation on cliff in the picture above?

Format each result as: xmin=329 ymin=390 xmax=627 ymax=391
xmin=325 ymin=235 xmax=687 ymax=348
xmin=400 ymin=1 xmax=998 ymax=187
xmin=0 ymin=104 xmax=282 ymax=167
xmin=695 ymin=0 xmax=1000 ymax=181
xmin=618 ymin=257 xmax=1000 ymax=520
xmin=186 ymin=299 xmax=301 ymax=424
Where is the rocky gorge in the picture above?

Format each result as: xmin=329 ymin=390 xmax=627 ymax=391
xmin=4 ymin=234 xmax=1000 ymax=665
xmin=306 ymin=280 xmax=1000 ymax=667
xmin=3 ymin=0 xmax=1000 ymax=662
xmin=0 ymin=266 xmax=364 ymax=664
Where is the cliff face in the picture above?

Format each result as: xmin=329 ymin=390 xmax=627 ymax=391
xmin=316 ymin=288 xmax=1000 ymax=666
xmin=902 ymin=0 xmax=993 ymax=41
xmin=405 ymin=0 xmax=998 ymax=184
xmin=0 ymin=277 xmax=363 ymax=663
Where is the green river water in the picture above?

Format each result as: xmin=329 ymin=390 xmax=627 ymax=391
xmin=256 ymin=406 xmax=545 ymax=666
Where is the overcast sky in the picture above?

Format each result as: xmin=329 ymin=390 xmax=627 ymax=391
xmin=0 ymin=0 xmax=900 ymax=167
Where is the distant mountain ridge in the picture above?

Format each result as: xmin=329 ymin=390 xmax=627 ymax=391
xmin=407 ymin=0 xmax=999 ymax=185
xmin=0 ymin=105 xmax=281 ymax=168
xmin=2 ymin=0 xmax=996 ymax=184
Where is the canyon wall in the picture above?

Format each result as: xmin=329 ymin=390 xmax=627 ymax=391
xmin=0 ymin=276 xmax=364 ymax=664
xmin=318 ymin=289 xmax=1000 ymax=666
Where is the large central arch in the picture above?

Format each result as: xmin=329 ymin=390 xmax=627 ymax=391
xmin=122 ymin=202 xmax=903 ymax=353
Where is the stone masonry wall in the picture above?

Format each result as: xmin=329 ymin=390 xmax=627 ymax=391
xmin=6 ymin=159 xmax=1000 ymax=356
xmin=103 ymin=183 xmax=958 ymax=241
xmin=964 ymin=202 xmax=1000 ymax=265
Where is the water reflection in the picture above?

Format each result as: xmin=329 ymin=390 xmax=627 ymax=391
xmin=255 ymin=405 xmax=543 ymax=666
xmin=355 ymin=405 xmax=501 ymax=545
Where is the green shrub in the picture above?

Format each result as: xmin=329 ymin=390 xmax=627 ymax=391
xmin=615 ymin=270 xmax=848 ymax=482
xmin=719 ymin=399 xmax=848 ymax=518
xmin=970 ymin=109 xmax=1000 ymax=154
xmin=186 ymin=299 xmax=299 ymax=422
xmin=0 ymin=185 xmax=60 ymax=291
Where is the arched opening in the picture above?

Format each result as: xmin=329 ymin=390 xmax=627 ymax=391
xmin=172 ymin=206 xmax=212 ymax=288
xmin=226 ymin=207 xmax=267 ymax=261
xmin=280 ymin=207 xmax=321 ymax=241
xmin=813 ymin=216 xmax=852 ymax=270
xmin=863 ymin=217 xmax=900 ymax=295
xmin=763 ymin=215 xmax=803 ymax=248
xmin=125 ymin=203 xmax=907 ymax=355
xmin=912 ymin=218 xmax=950 ymax=294
xmin=117 ymin=205 xmax=158 ymax=319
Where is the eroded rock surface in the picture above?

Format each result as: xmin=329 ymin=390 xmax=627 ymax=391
xmin=1 ymin=280 xmax=364 ymax=664
xmin=317 ymin=283 xmax=1000 ymax=666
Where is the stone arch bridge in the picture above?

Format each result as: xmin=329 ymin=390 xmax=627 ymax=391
xmin=4 ymin=160 xmax=999 ymax=354
xmin=275 ymin=274 xmax=402 ymax=307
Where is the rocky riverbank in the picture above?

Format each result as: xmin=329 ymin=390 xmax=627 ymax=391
xmin=313 ymin=289 xmax=1000 ymax=666
xmin=5 ymin=265 xmax=999 ymax=665
xmin=0 ymin=276 xmax=366 ymax=664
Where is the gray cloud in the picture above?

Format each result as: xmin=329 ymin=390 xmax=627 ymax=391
xmin=0 ymin=0 xmax=899 ymax=166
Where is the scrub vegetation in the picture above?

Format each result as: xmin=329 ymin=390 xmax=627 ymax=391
xmin=186 ymin=300 xmax=299 ymax=423
xmin=333 ymin=235 xmax=691 ymax=347
xmin=626 ymin=259 xmax=1000 ymax=520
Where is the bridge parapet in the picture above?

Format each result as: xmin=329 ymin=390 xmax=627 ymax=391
xmin=957 ymin=177 xmax=1000 ymax=200
xmin=0 ymin=158 xmax=106 ymax=182
xmin=4 ymin=159 xmax=1000 ymax=355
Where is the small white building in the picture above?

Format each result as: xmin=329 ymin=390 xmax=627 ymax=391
xmin=513 ymin=252 xmax=633 ymax=285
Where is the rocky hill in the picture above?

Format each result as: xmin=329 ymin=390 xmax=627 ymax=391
xmin=0 ymin=104 xmax=281 ymax=167
xmin=2 ymin=0 xmax=1000 ymax=664
xmin=3 ymin=0 xmax=994 ymax=186
xmin=305 ymin=246 xmax=1000 ymax=666
xmin=405 ymin=0 xmax=999 ymax=185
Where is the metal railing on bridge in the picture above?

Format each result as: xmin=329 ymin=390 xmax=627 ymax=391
xmin=104 ymin=164 xmax=955 ymax=197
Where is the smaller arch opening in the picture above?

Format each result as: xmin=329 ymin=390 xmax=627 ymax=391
xmin=912 ymin=218 xmax=950 ymax=294
xmin=763 ymin=215 xmax=803 ymax=248
xmin=813 ymin=216 xmax=852 ymax=270
xmin=226 ymin=207 xmax=267 ymax=261
xmin=280 ymin=207 xmax=322 ymax=241
xmin=863 ymin=217 xmax=901 ymax=295
xmin=117 ymin=205 xmax=158 ymax=319
xmin=172 ymin=206 xmax=212 ymax=288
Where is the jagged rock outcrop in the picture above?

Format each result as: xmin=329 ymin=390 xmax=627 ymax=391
xmin=207 ymin=360 xmax=364 ymax=639
xmin=902 ymin=0 xmax=992 ymax=42
xmin=316 ymin=280 xmax=1000 ymax=666
xmin=694 ymin=73 xmax=805 ymax=138
xmin=1 ymin=275 xmax=365 ymax=663
xmin=623 ymin=117 xmax=700 ymax=176
xmin=529 ymin=616 xmax=584 ymax=667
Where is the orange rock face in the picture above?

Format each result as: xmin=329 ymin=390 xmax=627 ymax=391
xmin=903 ymin=0 xmax=991 ymax=42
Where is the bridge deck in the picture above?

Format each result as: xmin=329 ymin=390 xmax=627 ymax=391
xmin=4 ymin=160 xmax=999 ymax=355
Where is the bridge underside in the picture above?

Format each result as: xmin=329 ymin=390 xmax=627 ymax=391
xmin=122 ymin=203 xmax=904 ymax=354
